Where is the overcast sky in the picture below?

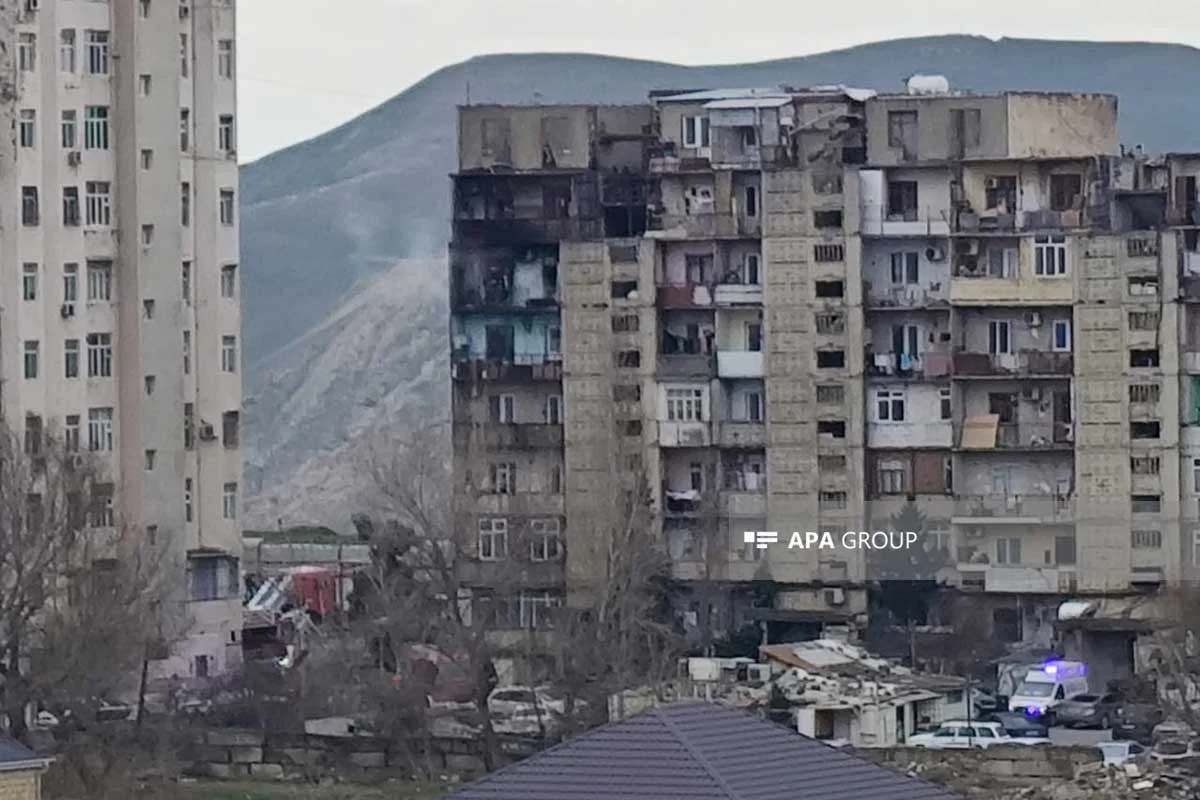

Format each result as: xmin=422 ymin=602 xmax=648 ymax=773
xmin=238 ymin=0 xmax=1200 ymax=163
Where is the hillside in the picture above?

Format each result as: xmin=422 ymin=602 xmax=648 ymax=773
xmin=241 ymin=35 xmax=1200 ymax=528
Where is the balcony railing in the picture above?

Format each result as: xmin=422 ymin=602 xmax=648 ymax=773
xmin=657 ymin=352 xmax=716 ymax=379
xmin=646 ymin=213 xmax=755 ymax=239
xmin=956 ymin=564 xmax=1072 ymax=594
xmin=952 ymin=493 xmax=1074 ymax=521
xmin=861 ymin=205 xmax=951 ymax=237
xmin=713 ymin=283 xmax=763 ymax=306
xmin=451 ymin=350 xmax=563 ymax=382
xmin=864 ymin=283 xmax=949 ymax=309
xmin=453 ymin=216 xmax=602 ymax=243
xmin=954 ymin=421 xmax=1073 ymax=450
xmin=720 ymin=490 xmax=767 ymax=518
xmin=951 ymin=350 xmax=1073 ymax=377
xmin=454 ymin=423 xmax=564 ymax=450
xmin=659 ymin=421 xmax=711 ymax=448
xmin=657 ymin=283 xmax=714 ymax=308
xmin=716 ymin=350 xmax=764 ymax=379
xmin=717 ymin=421 xmax=766 ymax=448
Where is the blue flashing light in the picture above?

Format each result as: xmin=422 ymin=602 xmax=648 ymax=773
xmin=1025 ymin=707 xmax=1040 ymax=716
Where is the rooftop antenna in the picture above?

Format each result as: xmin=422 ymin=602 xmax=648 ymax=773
xmin=465 ymin=81 xmax=471 ymax=105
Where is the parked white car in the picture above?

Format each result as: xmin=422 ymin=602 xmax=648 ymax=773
xmin=1150 ymin=737 xmax=1200 ymax=762
xmin=1097 ymin=741 xmax=1148 ymax=766
xmin=488 ymin=686 xmax=567 ymax=718
xmin=908 ymin=721 xmax=1050 ymax=749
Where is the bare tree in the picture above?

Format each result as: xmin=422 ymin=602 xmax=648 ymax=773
xmin=1137 ymin=588 xmax=1200 ymax=732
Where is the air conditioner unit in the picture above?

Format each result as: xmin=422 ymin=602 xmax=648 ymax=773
xmin=198 ymin=423 xmax=217 ymax=442
xmin=955 ymin=240 xmax=980 ymax=256
xmin=985 ymin=177 xmax=999 ymax=189
xmin=746 ymin=664 xmax=771 ymax=683
xmin=926 ymin=246 xmax=946 ymax=262
xmin=1026 ymin=311 xmax=1042 ymax=327
xmin=60 ymin=303 xmax=74 ymax=318
xmin=66 ymin=151 xmax=81 ymax=167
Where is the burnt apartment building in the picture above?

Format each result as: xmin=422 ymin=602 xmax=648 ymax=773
xmin=450 ymin=80 xmax=1200 ymax=659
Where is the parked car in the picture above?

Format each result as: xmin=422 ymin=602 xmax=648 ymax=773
xmin=980 ymin=711 xmax=1050 ymax=740
xmin=487 ymin=686 xmax=586 ymax=719
xmin=1114 ymin=703 xmax=1164 ymax=744
xmin=907 ymin=721 xmax=1049 ymax=749
xmin=1055 ymin=693 xmax=1120 ymax=729
xmin=1152 ymin=719 xmax=1196 ymax=742
xmin=971 ymin=688 xmax=1000 ymax=715
xmin=1150 ymin=737 xmax=1200 ymax=763
xmin=1097 ymin=740 xmax=1149 ymax=767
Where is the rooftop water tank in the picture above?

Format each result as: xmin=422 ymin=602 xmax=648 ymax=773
xmin=906 ymin=74 xmax=950 ymax=95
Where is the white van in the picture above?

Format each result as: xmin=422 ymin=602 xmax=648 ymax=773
xmin=1008 ymin=660 xmax=1089 ymax=721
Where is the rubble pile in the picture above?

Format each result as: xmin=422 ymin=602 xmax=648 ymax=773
xmin=899 ymin=756 xmax=1200 ymax=800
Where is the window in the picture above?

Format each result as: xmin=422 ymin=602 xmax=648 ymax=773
xmin=64 ymin=339 xmax=79 ymax=378
xmin=887 ymin=180 xmax=919 ymax=219
xmin=87 ymin=407 xmax=113 ymax=451
xmin=682 ymin=115 xmax=709 ymax=149
xmin=1052 ymin=320 xmax=1072 ymax=351
xmin=220 ymin=335 xmax=236 ymax=373
xmin=519 ymin=590 xmax=560 ymax=630
xmin=817 ymin=420 xmax=846 ymax=439
xmin=22 ymin=187 xmax=39 ymax=226
xmin=666 ymin=388 xmax=704 ymax=422
xmin=1130 ymin=384 xmax=1160 ymax=404
xmin=182 ymin=261 xmax=192 ymax=304
xmin=950 ymin=108 xmax=982 ymax=149
xmin=86 ymin=260 xmax=112 ymax=301
xmin=1129 ymin=311 xmax=1159 ymax=331
xmin=89 ymin=484 xmax=114 ymax=527
xmin=62 ymin=187 xmax=80 ymax=226
xmin=489 ymin=462 xmax=516 ymax=494
xmin=183 ymin=403 xmax=194 ymax=449
xmin=85 ymin=30 xmax=108 ymax=74
xmin=86 ymin=333 xmax=112 ymax=377
xmin=816 ymin=385 xmax=844 ymax=404
xmin=814 ymin=243 xmax=844 ymax=263
xmin=743 ymin=252 xmax=761 ymax=284
xmin=23 ymin=341 xmax=39 ymax=379
xmin=1130 ymin=349 xmax=1160 ymax=368
xmin=1049 ymin=173 xmax=1082 ymax=212
xmin=613 ymin=384 xmax=641 ymax=403
xmin=59 ymin=29 xmax=75 ymax=72
xmin=887 ymin=110 xmax=917 ymax=151
xmin=144 ymin=375 xmax=155 ymax=394
xmin=546 ymin=325 xmax=561 ymax=357
xmin=1131 ymin=456 xmax=1161 ymax=475
xmin=478 ymin=518 xmax=508 ymax=561
xmin=996 ymin=537 xmax=1022 ymax=565
xmin=184 ymin=478 xmax=193 ymax=522
xmin=815 ymin=280 xmax=844 ymax=298
xmin=84 ymin=181 xmax=110 ymax=225
xmin=1128 ymin=277 xmax=1159 ymax=297
xmin=878 ymin=462 xmax=906 ymax=494
xmin=18 ymin=33 xmax=36 ymax=71
xmin=819 ymin=491 xmax=848 ymax=510
xmin=180 ymin=108 xmax=190 ymax=150
xmin=218 ymin=114 xmax=235 ymax=152
xmin=179 ymin=32 xmax=188 ymax=76
xmin=180 ymin=182 xmax=190 ymax=226
xmin=64 ymin=415 xmax=80 ymax=452
xmin=818 ymin=454 xmax=846 ymax=472
xmin=61 ymin=110 xmax=76 ymax=148
xmin=1131 ymin=421 xmax=1161 ymax=440
xmin=187 ymin=556 xmax=239 ymax=603
xmin=744 ymin=390 xmax=763 ymax=422
xmin=138 ymin=74 xmax=152 ymax=96
xmin=529 ymin=519 xmax=562 ymax=562
xmin=876 ymin=389 xmax=906 ymax=422
xmin=744 ymin=185 xmax=758 ymax=217
xmin=24 ymin=416 xmax=42 ymax=457
xmin=816 ymin=350 xmax=845 ymax=369
xmin=22 ymin=264 xmax=37 ymax=301
xmin=222 ymin=482 xmax=238 ymax=520
xmin=223 ymin=412 xmax=238 ymax=450
xmin=1132 ymin=494 xmax=1162 ymax=514
xmin=145 ymin=450 xmax=156 ymax=470
xmin=63 ymin=263 xmax=78 ymax=304
xmin=487 ymin=394 xmax=515 ymax=423
xmin=1194 ymin=458 xmax=1200 ymax=493
xmin=1034 ymin=235 xmax=1067 ymax=276
xmin=219 ymin=189 xmax=235 ymax=225
xmin=183 ymin=331 xmax=192 ymax=374
xmin=19 ymin=110 xmax=35 ymax=148
xmin=141 ymin=224 xmax=154 ymax=246
xmin=890 ymin=251 xmax=919 ymax=284
xmin=139 ymin=0 xmax=150 ymax=17
xmin=940 ymin=388 xmax=952 ymax=420
xmin=813 ymin=209 xmax=843 ymax=229
xmin=988 ymin=320 xmax=1012 ymax=355
xmin=140 ymin=148 xmax=153 ymax=169
xmin=746 ymin=323 xmax=763 ymax=352
xmin=217 ymin=39 xmax=234 ymax=78
xmin=545 ymin=395 xmax=562 ymax=424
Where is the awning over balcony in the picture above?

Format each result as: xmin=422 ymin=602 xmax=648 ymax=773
xmin=959 ymin=414 xmax=1000 ymax=449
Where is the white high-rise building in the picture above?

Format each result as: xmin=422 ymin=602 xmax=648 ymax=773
xmin=0 ymin=0 xmax=242 ymax=678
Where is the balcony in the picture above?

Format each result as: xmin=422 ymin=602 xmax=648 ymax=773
xmin=663 ymin=488 xmax=710 ymax=518
xmin=659 ymin=421 xmax=711 ymax=448
xmin=956 ymin=564 xmax=1073 ymax=594
xmin=454 ymin=423 xmax=563 ymax=450
xmin=717 ymin=350 xmax=764 ymax=379
xmin=864 ymin=283 xmax=949 ymax=310
xmin=951 ymin=494 xmax=1074 ymax=524
xmin=657 ymin=283 xmax=714 ymax=309
xmin=646 ymin=213 xmax=755 ymax=240
xmin=951 ymin=350 xmax=1073 ymax=377
xmin=458 ymin=559 xmax=565 ymax=589
xmin=718 ymin=421 xmax=766 ymax=448
xmin=453 ymin=216 xmax=602 ymax=244
xmin=713 ymin=282 xmax=763 ymax=306
xmin=451 ymin=351 xmax=563 ymax=383
xmin=861 ymin=205 xmax=951 ymax=237
xmin=657 ymin=353 xmax=716 ymax=379
xmin=867 ymin=421 xmax=953 ymax=449
xmin=867 ymin=351 xmax=952 ymax=379
xmin=720 ymin=490 xmax=767 ymax=518
xmin=955 ymin=420 xmax=1073 ymax=450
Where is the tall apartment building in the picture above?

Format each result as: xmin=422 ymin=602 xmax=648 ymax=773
xmin=450 ymin=82 xmax=1200 ymax=658
xmin=0 ymin=0 xmax=242 ymax=677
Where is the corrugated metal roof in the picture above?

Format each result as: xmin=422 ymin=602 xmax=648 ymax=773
xmin=445 ymin=701 xmax=962 ymax=800
xmin=703 ymin=97 xmax=791 ymax=110
xmin=656 ymin=88 xmax=787 ymax=103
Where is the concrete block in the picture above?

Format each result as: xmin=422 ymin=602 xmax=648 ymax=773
xmin=349 ymin=751 xmax=386 ymax=768
xmin=250 ymin=763 xmax=286 ymax=779
xmin=229 ymin=746 xmax=264 ymax=764
xmin=208 ymin=729 xmax=266 ymax=748
xmin=981 ymin=758 xmax=1015 ymax=776
xmin=203 ymin=763 xmax=235 ymax=779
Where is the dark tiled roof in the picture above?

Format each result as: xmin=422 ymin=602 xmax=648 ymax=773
xmin=0 ymin=738 xmax=42 ymax=766
xmin=445 ymin=701 xmax=962 ymax=800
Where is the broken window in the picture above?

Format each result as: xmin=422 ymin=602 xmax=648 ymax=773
xmin=612 ymin=313 xmax=639 ymax=332
xmin=819 ymin=491 xmax=848 ymax=510
xmin=985 ymin=176 xmax=1017 ymax=212
xmin=816 ymin=385 xmax=844 ymax=404
xmin=481 ymin=117 xmax=510 ymax=160
xmin=1049 ymin=173 xmax=1082 ymax=212
xmin=540 ymin=116 xmax=571 ymax=167
xmin=816 ymin=350 xmax=845 ymax=369
xmin=813 ymin=209 xmax=842 ymax=229
xmin=815 ymin=313 xmax=844 ymax=334
xmin=817 ymin=420 xmax=846 ymax=438
xmin=608 ymin=243 xmax=638 ymax=263
xmin=1131 ymin=494 xmax=1161 ymax=514
xmin=612 ymin=384 xmax=640 ymax=403
xmin=815 ymin=280 xmax=844 ymax=299
xmin=949 ymin=108 xmax=981 ymax=154
xmin=744 ymin=185 xmax=758 ymax=217
xmin=1129 ymin=349 xmax=1160 ymax=368
xmin=615 ymin=350 xmax=641 ymax=368
xmin=484 ymin=325 xmax=514 ymax=360
xmin=1131 ymin=456 xmax=1161 ymax=475
xmin=1131 ymin=421 xmax=1161 ymax=440
xmin=611 ymin=280 xmax=638 ymax=299
xmin=818 ymin=455 xmax=846 ymax=472
xmin=886 ymin=110 xmax=918 ymax=157
xmin=1128 ymin=276 xmax=1159 ymax=297
xmin=1129 ymin=311 xmax=1159 ymax=331
xmin=887 ymin=181 xmax=919 ymax=220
